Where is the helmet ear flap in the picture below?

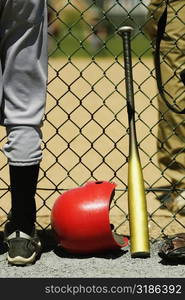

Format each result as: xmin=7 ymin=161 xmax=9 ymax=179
xmin=51 ymin=181 xmax=128 ymax=254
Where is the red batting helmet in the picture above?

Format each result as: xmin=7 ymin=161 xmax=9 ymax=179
xmin=51 ymin=181 xmax=128 ymax=254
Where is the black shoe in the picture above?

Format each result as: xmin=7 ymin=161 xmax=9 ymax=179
xmin=4 ymin=226 xmax=41 ymax=266
xmin=158 ymin=233 xmax=185 ymax=263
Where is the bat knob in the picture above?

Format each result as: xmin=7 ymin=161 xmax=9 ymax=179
xmin=117 ymin=26 xmax=133 ymax=36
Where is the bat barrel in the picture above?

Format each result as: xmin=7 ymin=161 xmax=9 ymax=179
xmin=118 ymin=26 xmax=150 ymax=258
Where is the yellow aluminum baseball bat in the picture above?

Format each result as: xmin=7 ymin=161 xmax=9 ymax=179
xmin=117 ymin=26 xmax=150 ymax=258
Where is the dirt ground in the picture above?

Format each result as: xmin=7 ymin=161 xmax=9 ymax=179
xmin=0 ymin=56 xmax=184 ymax=241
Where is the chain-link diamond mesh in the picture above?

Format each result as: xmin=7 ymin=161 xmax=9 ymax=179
xmin=0 ymin=0 xmax=185 ymax=241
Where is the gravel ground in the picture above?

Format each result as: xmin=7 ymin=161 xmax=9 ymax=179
xmin=1 ymin=231 xmax=185 ymax=299
xmin=0 ymin=230 xmax=185 ymax=278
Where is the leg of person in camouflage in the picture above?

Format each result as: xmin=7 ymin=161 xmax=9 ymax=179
xmin=145 ymin=0 xmax=185 ymax=216
xmin=144 ymin=0 xmax=185 ymax=262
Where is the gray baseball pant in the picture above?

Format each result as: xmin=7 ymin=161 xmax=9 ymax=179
xmin=0 ymin=0 xmax=48 ymax=166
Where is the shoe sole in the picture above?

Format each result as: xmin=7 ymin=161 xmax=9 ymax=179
xmin=7 ymin=252 xmax=37 ymax=265
xmin=7 ymin=241 xmax=41 ymax=266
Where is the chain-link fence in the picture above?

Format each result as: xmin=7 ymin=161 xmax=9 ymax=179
xmin=0 ymin=0 xmax=185 ymax=241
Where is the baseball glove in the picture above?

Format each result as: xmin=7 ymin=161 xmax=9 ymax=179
xmin=158 ymin=233 xmax=185 ymax=262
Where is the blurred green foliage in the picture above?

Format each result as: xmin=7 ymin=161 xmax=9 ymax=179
xmin=48 ymin=8 xmax=153 ymax=59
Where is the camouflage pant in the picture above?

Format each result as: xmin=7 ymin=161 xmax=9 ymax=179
xmin=145 ymin=0 xmax=185 ymax=191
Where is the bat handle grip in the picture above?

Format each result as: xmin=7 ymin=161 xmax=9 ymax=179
xmin=117 ymin=27 xmax=135 ymax=120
